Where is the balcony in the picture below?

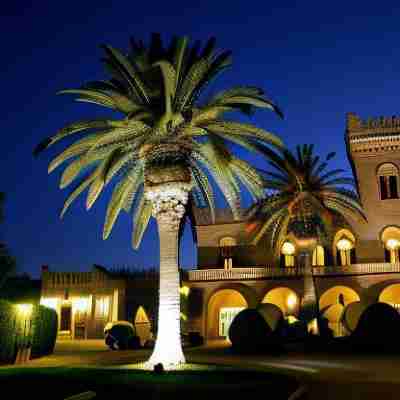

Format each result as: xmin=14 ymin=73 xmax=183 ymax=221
xmin=187 ymin=262 xmax=400 ymax=282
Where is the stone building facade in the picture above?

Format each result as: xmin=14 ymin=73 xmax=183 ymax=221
xmin=40 ymin=113 xmax=400 ymax=342
xmin=184 ymin=113 xmax=400 ymax=340
xmin=40 ymin=265 xmax=156 ymax=341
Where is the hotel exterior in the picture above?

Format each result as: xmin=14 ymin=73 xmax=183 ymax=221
xmin=40 ymin=113 xmax=400 ymax=341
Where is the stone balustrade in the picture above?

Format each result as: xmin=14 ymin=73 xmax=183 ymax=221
xmin=187 ymin=262 xmax=400 ymax=281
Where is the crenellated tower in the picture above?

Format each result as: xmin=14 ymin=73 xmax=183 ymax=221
xmin=346 ymin=112 xmax=400 ymax=262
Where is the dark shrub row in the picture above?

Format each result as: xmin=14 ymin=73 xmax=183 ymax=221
xmin=31 ymin=305 xmax=58 ymax=358
xmin=0 ymin=300 xmax=57 ymax=364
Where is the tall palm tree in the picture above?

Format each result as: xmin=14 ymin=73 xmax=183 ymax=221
xmin=249 ymin=144 xmax=366 ymax=321
xmin=34 ymin=34 xmax=283 ymax=367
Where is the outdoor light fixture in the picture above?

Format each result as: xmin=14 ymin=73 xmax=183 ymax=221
xmin=179 ymin=286 xmax=190 ymax=297
xmin=287 ymin=294 xmax=297 ymax=309
xmin=336 ymin=238 xmax=353 ymax=251
xmin=386 ymin=238 xmax=400 ymax=250
xmin=16 ymin=304 xmax=33 ymax=317
xmin=281 ymin=241 xmax=295 ymax=255
xmin=40 ymin=297 xmax=58 ymax=310
xmin=73 ymin=297 xmax=89 ymax=313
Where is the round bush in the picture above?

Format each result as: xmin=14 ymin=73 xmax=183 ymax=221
xmin=106 ymin=323 xmax=141 ymax=350
xmin=342 ymin=301 xmax=368 ymax=333
xmin=256 ymin=303 xmax=283 ymax=331
xmin=228 ymin=308 xmax=273 ymax=354
xmin=351 ymin=302 xmax=400 ymax=350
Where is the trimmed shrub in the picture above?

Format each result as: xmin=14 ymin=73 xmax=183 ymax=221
xmin=105 ymin=322 xmax=141 ymax=350
xmin=0 ymin=300 xmax=17 ymax=364
xmin=0 ymin=302 xmax=57 ymax=364
xmin=342 ymin=301 xmax=368 ymax=333
xmin=188 ymin=331 xmax=204 ymax=347
xmin=351 ymin=302 xmax=400 ymax=351
xmin=31 ymin=305 xmax=58 ymax=358
xmin=256 ymin=303 xmax=284 ymax=331
xmin=228 ymin=308 xmax=275 ymax=354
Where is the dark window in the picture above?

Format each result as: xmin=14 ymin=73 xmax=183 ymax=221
xmin=60 ymin=306 xmax=71 ymax=331
xmin=385 ymin=249 xmax=391 ymax=262
xmin=389 ymin=176 xmax=399 ymax=198
xmin=380 ymin=176 xmax=388 ymax=200
xmin=350 ymin=248 xmax=356 ymax=264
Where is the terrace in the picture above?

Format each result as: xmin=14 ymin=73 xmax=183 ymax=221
xmin=187 ymin=262 xmax=400 ymax=281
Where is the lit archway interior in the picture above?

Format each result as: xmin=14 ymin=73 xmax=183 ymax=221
xmin=319 ymin=286 xmax=360 ymax=336
xmin=262 ymin=287 xmax=299 ymax=316
xmin=134 ymin=306 xmax=151 ymax=345
xmin=381 ymin=227 xmax=400 ymax=263
xmin=379 ymin=284 xmax=400 ymax=311
xmin=207 ymin=289 xmax=247 ymax=339
xmin=333 ymin=229 xmax=356 ymax=266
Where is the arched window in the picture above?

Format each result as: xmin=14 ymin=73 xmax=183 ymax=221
xmin=280 ymin=241 xmax=296 ymax=267
xmin=334 ymin=229 xmax=356 ymax=266
xmin=381 ymin=226 xmax=400 ymax=263
xmin=377 ymin=163 xmax=399 ymax=200
xmin=336 ymin=237 xmax=355 ymax=266
xmin=219 ymin=237 xmax=236 ymax=270
xmin=312 ymin=245 xmax=325 ymax=266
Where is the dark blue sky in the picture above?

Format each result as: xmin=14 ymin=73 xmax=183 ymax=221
xmin=3 ymin=1 xmax=400 ymax=278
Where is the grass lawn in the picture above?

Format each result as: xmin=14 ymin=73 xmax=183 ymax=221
xmin=0 ymin=365 xmax=298 ymax=399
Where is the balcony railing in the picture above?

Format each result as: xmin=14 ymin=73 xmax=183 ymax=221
xmin=187 ymin=266 xmax=304 ymax=281
xmin=187 ymin=262 xmax=400 ymax=281
xmin=313 ymin=262 xmax=400 ymax=276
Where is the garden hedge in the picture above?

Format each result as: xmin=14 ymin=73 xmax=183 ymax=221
xmin=0 ymin=300 xmax=58 ymax=364
xmin=0 ymin=300 xmax=18 ymax=364
xmin=31 ymin=305 xmax=58 ymax=358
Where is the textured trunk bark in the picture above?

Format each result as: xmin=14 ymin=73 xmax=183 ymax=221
xmin=145 ymin=181 xmax=191 ymax=368
xmin=299 ymin=251 xmax=319 ymax=333
xmin=148 ymin=218 xmax=185 ymax=366
xmin=301 ymin=251 xmax=318 ymax=311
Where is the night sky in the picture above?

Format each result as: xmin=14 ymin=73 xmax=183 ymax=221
xmin=3 ymin=1 xmax=400 ymax=278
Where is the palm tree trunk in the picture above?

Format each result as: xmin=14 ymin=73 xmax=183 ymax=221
xmin=300 ymin=251 xmax=319 ymax=333
xmin=301 ymin=251 xmax=318 ymax=311
xmin=146 ymin=182 xmax=190 ymax=368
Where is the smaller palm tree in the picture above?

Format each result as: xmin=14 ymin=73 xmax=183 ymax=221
xmin=248 ymin=144 xmax=367 ymax=321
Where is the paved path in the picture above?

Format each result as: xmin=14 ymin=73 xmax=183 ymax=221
xmin=4 ymin=340 xmax=400 ymax=399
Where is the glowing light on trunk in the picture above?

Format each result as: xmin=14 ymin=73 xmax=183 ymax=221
xmin=145 ymin=182 xmax=191 ymax=368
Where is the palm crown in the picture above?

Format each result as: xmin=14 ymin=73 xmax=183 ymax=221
xmin=249 ymin=144 xmax=367 ymax=250
xmin=34 ymin=34 xmax=283 ymax=248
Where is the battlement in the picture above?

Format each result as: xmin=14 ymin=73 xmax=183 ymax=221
xmin=346 ymin=113 xmax=400 ymax=155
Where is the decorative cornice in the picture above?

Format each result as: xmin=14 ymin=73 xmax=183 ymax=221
xmin=346 ymin=112 xmax=400 ymax=155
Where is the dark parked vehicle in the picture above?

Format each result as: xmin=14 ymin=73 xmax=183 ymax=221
xmin=104 ymin=321 xmax=141 ymax=350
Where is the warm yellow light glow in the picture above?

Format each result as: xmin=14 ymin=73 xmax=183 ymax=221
xmin=287 ymin=315 xmax=298 ymax=324
xmin=40 ymin=297 xmax=58 ymax=310
xmin=179 ymin=286 xmax=190 ymax=297
xmin=95 ymin=297 xmax=109 ymax=317
xmin=16 ymin=304 xmax=33 ymax=317
xmin=336 ymin=238 xmax=353 ymax=251
xmin=281 ymin=241 xmax=295 ymax=255
xmin=287 ymin=294 xmax=297 ymax=309
xmin=307 ymin=318 xmax=319 ymax=334
xmin=73 ymin=297 xmax=89 ymax=313
xmin=386 ymin=238 xmax=400 ymax=250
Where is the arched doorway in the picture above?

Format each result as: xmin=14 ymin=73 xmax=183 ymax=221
xmin=379 ymin=284 xmax=400 ymax=312
xmin=207 ymin=289 xmax=247 ymax=339
xmin=280 ymin=241 xmax=296 ymax=267
xmin=319 ymin=286 xmax=360 ymax=336
xmin=381 ymin=227 xmax=400 ymax=263
xmin=333 ymin=229 xmax=356 ymax=266
xmin=261 ymin=287 xmax=299 ymax=317
xmin=219 ymin=237 xmax=237 ymax=269
xmin=134 ymin=306 xmax=151 ymax=345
